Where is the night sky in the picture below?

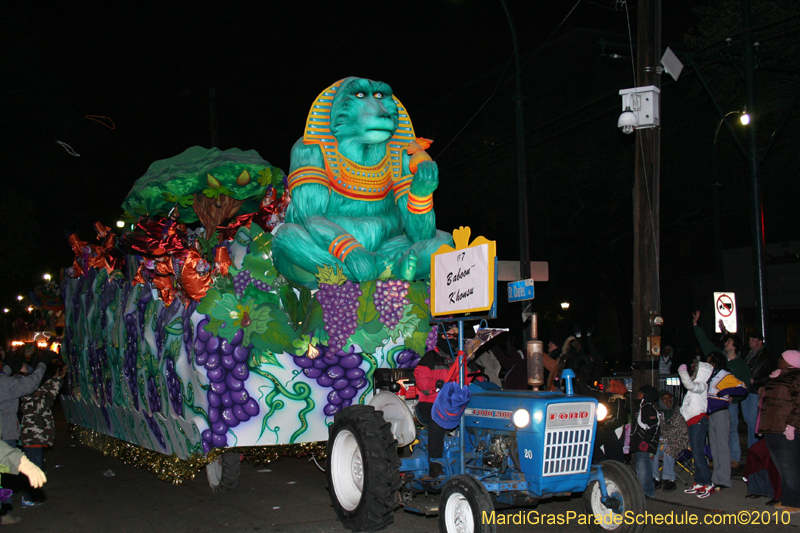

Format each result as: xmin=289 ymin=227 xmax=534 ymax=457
xmin=1 ymin=0 xmax=696 ymax=314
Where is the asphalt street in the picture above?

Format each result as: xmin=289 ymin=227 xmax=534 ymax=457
xmin=4 ymin=405 xmax=798 ymax=533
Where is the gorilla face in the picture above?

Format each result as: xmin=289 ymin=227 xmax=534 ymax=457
xmin=331 ymin=78 xmax=399 ymax=146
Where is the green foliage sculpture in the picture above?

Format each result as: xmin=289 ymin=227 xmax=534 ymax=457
xmin=120 ymin=146 xmax=283 ymax=239
xmin=272 ymin=77 xmax=453 ymax=288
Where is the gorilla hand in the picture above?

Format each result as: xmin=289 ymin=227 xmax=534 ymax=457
xmin=343 ymin=246 xmax=380 ymax=282
xmin=409 ymin=160 xmax=439 ymax=197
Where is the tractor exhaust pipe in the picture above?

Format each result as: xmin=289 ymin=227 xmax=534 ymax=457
xmin=526 ymin=313 xmax=544 ymax=390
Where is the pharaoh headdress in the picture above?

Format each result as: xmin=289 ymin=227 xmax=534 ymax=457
xmin=287 ymin=78 xmax=417 ymax=202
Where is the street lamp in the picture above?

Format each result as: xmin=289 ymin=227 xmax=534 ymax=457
xmin=16 ymin=295 xmax=23 ymax=301
xmin=116 ymin=220 xmax=125 ymax=228
xmin=712 ymin=110 xmax=749 ymax=285
xmin=560 ymin=302 xmax=570 ymax=310
xmin=43 ymin=273 xmax=51 ymax=281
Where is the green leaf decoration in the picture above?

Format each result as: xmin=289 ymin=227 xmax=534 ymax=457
xmin=405 ymin=329 xmax=429 ymax=356
xmin=355 ymin=280 xmax=382 ymax=333
xmin=248 ymin=222 xmax=273 ymax=258
xmin=144 ymin=298 xmax=158 ymax=333
xmin=389 ymin=306 xmax=421 ymax=343
xmin=211 ymin=293 xmax=242 ymax=324
xmin=202 ymin=187 xmax=220 ymax=199
xmin=169 ymin=338 xmax=181 ymax=358
xmin=253 ymin=304 xmax=298 ymax=354
xmin=243 ymin=253 xmax=275 ymax=285
xmin=242 ymin=284 xmax=280 ymax=307
xmin=296 ymin=284 xmax=311 ymax=318
xmin=315 ymin=264 xmax=347 ymax=286
xmin=252 ymin=348 xmax=283 ymax=369
xmin=197 ymin=288 xmax=223 ymax=316
xmin=301 ymin=298 xmax=324 ymax=336
xmin=279 ymin=285 xmax=299 ymax=325
xmin=407 ymin=281 xmax=431 ymax=321
xmin=345 ymin=328 xmax=385 ymax=355
xmin=241 ymin=305 xmax=271 ymax=347
xmin=163 ymin=192 xmax=194 ymax=208
xmin=377 ymin=266 xmax=393 ymax=280
xmin=292 ymin=335 xmax=319 ymax=356
xmin=257 ymin=167 xmax=273 ymax=186
xmin=203 ymin=317 xmax=224 ymax=337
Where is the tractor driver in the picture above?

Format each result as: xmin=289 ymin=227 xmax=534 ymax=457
xmin=414 ymin=323 xmax=458 ymax=478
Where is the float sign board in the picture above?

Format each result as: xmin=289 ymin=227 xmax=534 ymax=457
xmin=508 ymin=279 xmax=534 ymax=302
xmin=431 ymin=231 xmax=495 ymax=317
xmin=714 ymin=292 xmax=737 ymax=333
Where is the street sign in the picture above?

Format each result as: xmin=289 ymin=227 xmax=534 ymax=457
xmin=508 ymin=279 xmax=534 ymax=302
xmin=714 ymin=291 xmax=737 ymax=333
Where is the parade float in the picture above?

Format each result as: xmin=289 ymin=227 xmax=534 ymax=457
xmin=59 ymin=77 xmax=455 ymax=487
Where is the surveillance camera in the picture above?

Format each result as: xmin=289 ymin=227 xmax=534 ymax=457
xmin=618 ymin=107 xmax=637 ymax=134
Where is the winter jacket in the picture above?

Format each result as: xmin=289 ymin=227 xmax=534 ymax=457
xmin=746 ymin=347 xmax=774 ymax=393
xmin=707 ymin=368 xmax=747 ymax=414
xmin=20 ymin=375 xmax=64 ymax=447
xmin=756 ymin=367 xmax=800 ymax=434
xmin=660 ymin=408 xmax=689 ymax=458
xmin=414 ymin=350 xmax=452 ymax=404
xmin=0 ymin=363 xmax=46 ymax=441
xmin=630 ymin=386 xmax=661 ymax=454
xmin=0 ymin=440 xmax=23 ymax=475
xmin=726 ymin=357 xmax=751 ymax=404
xmin=679 ymin=362 xmax=713 ymax=425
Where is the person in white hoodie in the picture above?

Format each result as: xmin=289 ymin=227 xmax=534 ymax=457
xmin=678 ymin=360 xmax=714 ymax=497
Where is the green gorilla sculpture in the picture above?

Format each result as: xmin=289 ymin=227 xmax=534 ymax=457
xmin=272 ymin=77 xmax=453 ymax=288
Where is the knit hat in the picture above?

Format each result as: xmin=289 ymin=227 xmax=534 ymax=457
xmin=781 ymin=350 xmax=800 ymax=368
xmin=606 ymin=379 xmax=627 ymax=395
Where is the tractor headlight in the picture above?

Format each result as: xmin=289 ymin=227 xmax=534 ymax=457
xmin=596 ymin=403 xmax=608 ymax=421
xmin=513 ymin=409 xmax=530 ymax=428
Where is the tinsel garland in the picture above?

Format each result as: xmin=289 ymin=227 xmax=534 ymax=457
xmin=69 ymin=425 xmax=327 ymax=485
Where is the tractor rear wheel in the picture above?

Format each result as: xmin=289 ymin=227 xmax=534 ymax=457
xmin=438 ymin=475 xmax=496 ymax=533
xmin=582 ymin=460 xmax=645 ymax=533
xmin=327 ymin=405 xmax=401 ymax=531
xmin=207 ymin=451 xmax=241 ymax=493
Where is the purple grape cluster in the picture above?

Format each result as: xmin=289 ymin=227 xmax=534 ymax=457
xmin=373 ymin=279 xmax=410 ymax=330
xmin=316 ymin=281 xmax=361 ymax=353
xmin=194 ymin=319 xmax=259 ymax=452
xmin=292 ymin=346 xmax=368 ymax=417
xmin=88 ymin=342 xmax=102 ymax=399
xmin=425 ymin=327 xmax=437 ymax=352
xmin=233 ymin=269 xmax=272 ymax=298
xmin=123 ymin=312 xmax=140 ymax=410
xmin=165 ymin=356 xmax=183 ymax=416
xmin=182 ymin=301 xmax=198 ymax=357
xmin=137 ymin=288 xmax=153 ymax=338
xmin=395 ymin=349 xmax=421 ymax=368
xmin=144 ymin=412 xmax=166 ymax=449
xmin=147 ymin=375 xmax=162 ymax=414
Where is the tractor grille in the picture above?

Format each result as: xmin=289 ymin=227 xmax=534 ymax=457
xmin=542 ymin=402 xmax=594 ymax=476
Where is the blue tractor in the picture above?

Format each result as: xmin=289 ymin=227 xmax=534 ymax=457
xmin=326 ymin=370 xmax=646 ymax=533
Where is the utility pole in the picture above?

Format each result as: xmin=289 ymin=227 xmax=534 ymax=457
xmin=499 ymin=0 xmax=530 ymax=284
xmin=741 ymin=0 xmax=770 ymax=341
xmin=631 ymin=0 xmax=661 ymax=392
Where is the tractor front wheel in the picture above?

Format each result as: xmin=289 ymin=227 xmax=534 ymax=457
xmin=327 ymin=405 xmax=401 ymax=532
xmin=582 ymin=460 xmax=645 ymax=533
xmin=438 ymin=475 xmax=496 ymax=533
